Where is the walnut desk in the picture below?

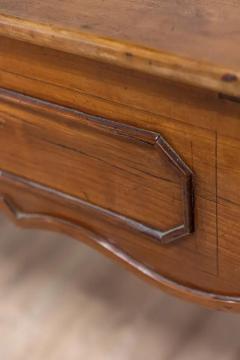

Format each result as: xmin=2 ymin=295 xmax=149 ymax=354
xmin=0 ymin=1 xmax=240 ymax=311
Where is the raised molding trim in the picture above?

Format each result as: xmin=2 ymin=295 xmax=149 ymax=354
xmin=0 ymin=88 xmax=194 ymax=244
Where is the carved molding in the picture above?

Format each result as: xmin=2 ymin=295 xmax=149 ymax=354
xmin=0 ymin=88 xmax=194 ymax=244
xmin=0 ymin=194 xmax=103 ymax=243
xmin=0 ymin=193 xmax=239 ymax=309
xmin=0 ymin=166 xmax=193 ymax=245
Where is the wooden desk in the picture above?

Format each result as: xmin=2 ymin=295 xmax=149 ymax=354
xmin=0 ymin=0 xmax=240 ymax=311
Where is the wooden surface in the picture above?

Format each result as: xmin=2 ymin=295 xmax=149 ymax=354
xmin=1 ymin=36 xmax=240 ymax=141
xmin=0 ymin=36 xmax=240 ymax=310
xmin=1 ymin=216 xmax=240 ymax=360
xmin=0 ymin=75 xmax=221 ymax=299
xmin=1 ymin=1 xmax=240 ymax=96
xmin=0 ymin=2 xmax=240 ymax=311
xmin=1 ymin=0 xmax=240 ymax=68
xmin=0 ymin=88 xmax=194 ymax=244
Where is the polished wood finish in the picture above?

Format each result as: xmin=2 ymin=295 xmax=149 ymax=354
xmin=2 ymin=0 xmax=240 ymax=69
xmin=0 ymin=88 xmax=194 ymax=244
xmin=0 ymin=170 xmax=237 ymax=312
xmin=0 ymin=1 xmax=240 ymax=311
xmin=0 ymin=2 xmax=240 ymax=97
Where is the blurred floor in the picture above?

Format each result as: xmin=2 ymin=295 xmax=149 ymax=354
xmin=0 ymin=215 xmax=239 ymax=360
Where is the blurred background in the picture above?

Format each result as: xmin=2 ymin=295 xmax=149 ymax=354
xmin=0 ymin=215 xmax=239 ymax=360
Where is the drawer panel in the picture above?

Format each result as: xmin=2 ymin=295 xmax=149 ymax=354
xmin=0 ymin=88 xmax=218 ymax=284
xmin=0 ymin=88 xmax=193 ymax=244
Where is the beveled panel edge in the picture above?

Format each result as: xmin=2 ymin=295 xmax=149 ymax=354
xmin=0 ymin=88 xmax=194 ymax=244
xmin=0 ymin=14 xmax=240 ymax=98
xmin=0 ymin=169 xmax=190 ymax=245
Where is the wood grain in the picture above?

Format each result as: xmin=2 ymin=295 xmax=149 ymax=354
xmin=0 ymin=88 xmax=194 ymax=244
xmin=218 ymin=135 xmax=240 ymax=285
xmin=3 ymin=0 xmax=240 ymax=65
xmin=0 ymin=1 xmax=240 ymax=96
xmin=0 ymin=170 xmax=238 ymax=312
xmin=0 ymin=88 xmax=220 ymax=299
xmin=1 ymin=1 xmax=240 ymax=311
xmin=0 ymin=37 xmax=239 ymax=143
xmin=0 ymin=216 xmax=239 ymax=360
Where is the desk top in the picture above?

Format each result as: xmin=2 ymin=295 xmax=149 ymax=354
xmin=0 ymin=0 xmax=240 ymax=96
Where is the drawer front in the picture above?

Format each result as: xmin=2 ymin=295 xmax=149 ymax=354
xmin=0 ymin=88 xmax=193 ymax=244
xmin=0 ymin=88 xmax=217 ymax=287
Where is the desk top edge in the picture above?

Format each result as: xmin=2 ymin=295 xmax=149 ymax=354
xmin=0 ymin=12 xmax=240 ymax=97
